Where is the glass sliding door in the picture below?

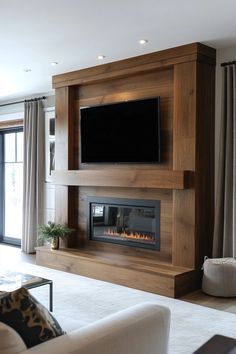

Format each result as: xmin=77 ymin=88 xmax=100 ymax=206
xmin=0 ymin=128 xmax=23 ymax=245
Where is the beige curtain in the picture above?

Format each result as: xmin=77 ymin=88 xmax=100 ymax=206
xmin=213 ymin=64 xmax=236 ymax=258
xmin=22 ymin=100 xmax=45 ymax=253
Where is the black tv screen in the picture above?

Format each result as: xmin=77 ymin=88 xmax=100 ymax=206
xmin=80 ymin=97 xmax=161 ymax=163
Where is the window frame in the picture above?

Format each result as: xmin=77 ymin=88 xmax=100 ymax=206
xmin=0 ymin=126 xmax=23 ymax=246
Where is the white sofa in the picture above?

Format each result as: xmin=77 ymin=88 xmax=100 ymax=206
xmin=20 ymin=302 xmax=170 ymax=354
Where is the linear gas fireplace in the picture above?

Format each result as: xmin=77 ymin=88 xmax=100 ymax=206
xmin=87 ymin=197 xmax=160 ymax=250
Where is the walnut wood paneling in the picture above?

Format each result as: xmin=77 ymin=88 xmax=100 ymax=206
xmin=173 ymin=189 xmax=195 ymax=267
xmin=55 ymin=87 xmax=78 ymax=170
xmin=53 ymin=43 xmax=215 ymax=89
xmin=36 ymin=246 xmax=194 ymax=297
xmin=172 ymin=62 xmax=196 ymax=268
xmin=173 ymin=62 xmax=196 ymax=169
xmin=173 ymin=60 xmax=215 ymax=269
xmin=55 ymin=87 xmax=78 ymax=247
xmin=44 ymin=42 xmax=216 ymax=297
xmin=77 ymin=69 xmax=173 ymax=106
xmin=194 ymin=61 xmax=215 ymax=267
xmin=175 ymin=269 xmax=202 ymax=298
xmin=52 ymin=169 xmax=188 ymax=189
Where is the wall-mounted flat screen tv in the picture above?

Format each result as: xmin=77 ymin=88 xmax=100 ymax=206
xmin=80 ymin=97 xmax=161 ymax=163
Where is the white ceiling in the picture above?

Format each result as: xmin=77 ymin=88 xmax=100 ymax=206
xmin=1 ymin=0 xmax=236 ymax=102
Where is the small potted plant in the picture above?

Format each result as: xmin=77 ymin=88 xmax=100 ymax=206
xmin=38 ymin=221 xmax=73 ymax=250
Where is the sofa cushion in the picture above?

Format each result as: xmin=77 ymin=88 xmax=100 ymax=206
xmin=0 ymin=321 xmax=27 ymax=354
xmin=55 ymin=314 xmax=86 ymax=332
xmin=0 ymin=287 xmax=65 ymax=348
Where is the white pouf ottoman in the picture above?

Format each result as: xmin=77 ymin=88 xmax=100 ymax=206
xmin=202 ymin=258 xmax=236 ymax=297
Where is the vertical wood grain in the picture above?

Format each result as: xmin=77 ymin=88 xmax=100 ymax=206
xmin=173 ymin=62 xmax=196 ymax=268
xmin=195 ymin=61 xmax=215 ymax=266
xmin=173 ymin=60 xmax=215 ymax=268
xmin=55 ymin=87 xmax=78 ymax=247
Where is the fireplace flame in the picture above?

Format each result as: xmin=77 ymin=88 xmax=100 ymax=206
xmin=104 ymin=228 xmax=154 ymax=242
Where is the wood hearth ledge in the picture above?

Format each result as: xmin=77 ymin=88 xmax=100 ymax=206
xmin=36 ymin=246 xmax=196 ymax=298
xmin=51 ymin=169 xmax=189 ymax=189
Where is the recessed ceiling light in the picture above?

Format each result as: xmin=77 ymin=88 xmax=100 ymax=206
xmin=24 ymin=68 xmax=32 ymax=72
xmin=50 ymin=62 xmax=58 ymax=66
xmin=97 ymin=55 xmax=105 ymax=60
xmin=139 ymin=39 xmax=148 ymax=45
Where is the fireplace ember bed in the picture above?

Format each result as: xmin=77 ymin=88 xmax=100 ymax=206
xmin=87 ymin=197 xmax=160 ymax=250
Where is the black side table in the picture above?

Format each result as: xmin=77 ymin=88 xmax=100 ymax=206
xmin=0 ymin=272 xmax=53 ymax=312
xmin=194 ymin=335 xmax=236 ymax=354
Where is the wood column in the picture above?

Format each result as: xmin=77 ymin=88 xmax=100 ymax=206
xmin=173 ymin=61 xmax=196 ymax=268
xmin=55 ymin=86 xmax=78 ymax=247
xmin=173 ymin=60 xmax=215 ymax=269
xmin=194 ymin=61 xmax=215 ymax=267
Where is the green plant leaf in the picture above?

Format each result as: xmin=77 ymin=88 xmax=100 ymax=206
xmin=38 ymin=221 xmax=74 ymax=240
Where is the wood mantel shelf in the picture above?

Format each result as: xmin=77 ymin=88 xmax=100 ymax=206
xmin=51 ymin=169 xmax=189 ymax=189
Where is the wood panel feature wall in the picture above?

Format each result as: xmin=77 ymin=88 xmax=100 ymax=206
xmin=36 ymin=42 xmax=216 ymax=297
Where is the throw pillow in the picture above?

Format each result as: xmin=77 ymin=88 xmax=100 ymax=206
xmin=0 ymin=287 xmax=65 ymax=348
xmin=0 ymin=321 xmax=27 ymax=354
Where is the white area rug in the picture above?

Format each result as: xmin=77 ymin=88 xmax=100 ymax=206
xmin=3 ymin=262 xmax=236 ymax=354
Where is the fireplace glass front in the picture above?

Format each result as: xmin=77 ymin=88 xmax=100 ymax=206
xmin=88 ymin=197 xmax=160 ymax=250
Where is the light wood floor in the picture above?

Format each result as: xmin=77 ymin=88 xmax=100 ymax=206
xmin=1 ymin=243 xmax=236 ymax=315
xmin=180 ymin=290 xmax=236 ymax=314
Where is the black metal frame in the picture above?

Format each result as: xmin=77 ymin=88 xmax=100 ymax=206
xmin=221 ymin=60 xmax=236 ymax=67
xmin=0 ymin=127 xmax=23 ymax=246
xmin=87 ymin=196 xmax=161 ymax=251
xmin=26 ymin=279 xmax=53 ymax=312
xmin=0 ymin=96 xmax=46 ymax=108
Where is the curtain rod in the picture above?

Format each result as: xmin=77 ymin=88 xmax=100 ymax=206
xmin=221 ymin=61 xmax=236 ymax=67
xmin=0 ymin=96 xmax=47 ymax=108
